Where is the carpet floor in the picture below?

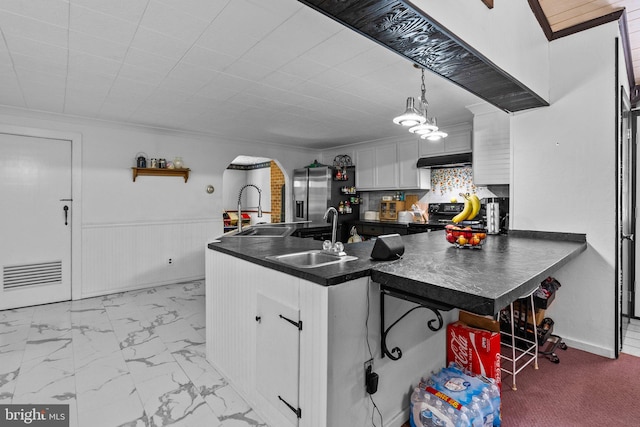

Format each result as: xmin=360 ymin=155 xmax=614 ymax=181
xmin=500 ymin=346 xmax=640 ymax=426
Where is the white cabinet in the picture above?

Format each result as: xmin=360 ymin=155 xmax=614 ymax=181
xmin=355 ymin=140 xmax=429 ymax=190
xmin=374 ymin=144 xmax=398 ymax=189
xmin=256 ymin=293 xmax=301 ymax=425
xmin=418 ymin=123 xmax=472 ymax=157
xmin=355 ymin=143 xmax=397 ymax=190
xmin=467 ymin=103 xmax=510 ymax=185
xmin=398 ymin=139 xmax=431 ymax=189
xmin=355 ymin=147 xmax=375 ymax=189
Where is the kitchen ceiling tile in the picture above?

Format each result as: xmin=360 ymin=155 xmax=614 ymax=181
xmin=207 ymin=0 xmax=300 ymax=42
xmin=11 ymin=52 xmax=68 ymax=78
xmin=196 ymin=24 xmax=260 ymax=58
xmin=69 ymin=30 xmax=129 ymax=62
xmin=276 ymin=56 xmax=329 ymax=81
xmin=222 ymin=58 xmax=276 ymax=82
xmin=139 ymin=0 xmax=210 ymax=43
xmin=68 ymin=51 xmax=122 ymax=78
xmin=156 ymin=78 xmax=206 ymax=98
xmin=262 ymin=7 xmax=342 ymax=57
xmin=129 ymin=27 xmax=191 ymax=61
xmin=165 ymin=62 xmax=216 ymax=86
xmin=0 ymin=80 xmax=26 ymax=107
xmin=3 ymin=36 xmax=68 ymax=65
xmin=70 ymin=4 xmax=138 ymax=46
xmin=98 ymin=102 xmax=137 ymax=121
xmin=301 ymin=29 xmax=374 ymax=68
xmin=240 ymin=39 xmax=301 ymax=71
xmin=15 ymin=68 xmax=67 ymax=88
xmin=307 ymin=67 xmax=357 ymax=91
xmin=21 ymin=83 xmax=65 ymax=112
xmin=0 ymin=11 xmax=68 ymax=49
xmin=180 ymin=45 xmax=237 ymax=72
xmin=124 ymin=48 xmax=177 ymax=75
xmin=259 ymin=71 xmax=306 ymax=92
xmin=71 ymin=0 xmax=150 ymax=24
xmin=0 ymin=0 xmax=69 ymax=28
xmin=117 ymin=63 xmax=166 ymax=86
xmin=155 ymin=0 xmax=229 ymax=22
xmin=192 ymin=83 xmax=238 ymax=103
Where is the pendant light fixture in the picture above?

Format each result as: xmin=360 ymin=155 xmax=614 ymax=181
xmin=392 ymin=97 xmax=426 ymax=126
xmin=394 ymin=67 xmax=447 ymax=140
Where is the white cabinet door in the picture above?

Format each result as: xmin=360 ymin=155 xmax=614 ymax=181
xmin=419 ymin=123 xmax=472 ymax=157
xmin=472 ymin=110 xmax=510 ymax=185
xmin=355 ymin=147 xmax=375 ymax=190
xmin=398 ymin=139 xmax=430 ymax=189
xmin=256 ymin=293 xmax=300 ymax=427
xmin=374 ymin=144 xmax=398 ymax=189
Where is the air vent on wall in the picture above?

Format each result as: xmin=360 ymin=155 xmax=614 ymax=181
xmin=3 ymin=261 xmax=62 ymax=290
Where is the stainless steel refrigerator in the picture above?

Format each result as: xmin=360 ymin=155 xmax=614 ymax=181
xmin=293 ymin=166 xmax=358 ymax=229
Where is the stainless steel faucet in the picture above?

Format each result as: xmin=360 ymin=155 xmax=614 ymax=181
xmin=323 ymin=207 xmax=345 ymax=256
xmin=237 ymin=184 xmax=263 ymax=232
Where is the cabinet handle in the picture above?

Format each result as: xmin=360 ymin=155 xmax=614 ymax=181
xmin=255 ymin=316 xmax=261 ymax=323
xmin=279 ymin=314 xmax=302 ymax=330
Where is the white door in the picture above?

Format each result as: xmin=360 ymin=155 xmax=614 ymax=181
xmin=0 ymin=133 xmax=72 ymax=310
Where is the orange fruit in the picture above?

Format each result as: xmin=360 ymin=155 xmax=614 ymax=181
xmin=457 ymin=236 xmax=468 ymax=246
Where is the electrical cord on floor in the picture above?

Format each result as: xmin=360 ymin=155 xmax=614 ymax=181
xmin=365 ymin=282 xmax=384 ymax=427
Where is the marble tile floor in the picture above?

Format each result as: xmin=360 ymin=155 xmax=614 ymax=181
xmin=0 ymin=280 xmax=267 ymax=427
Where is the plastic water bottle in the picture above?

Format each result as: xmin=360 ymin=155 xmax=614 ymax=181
xmin=420 ymin=408 xmax=435 ymax=427
xmin=487 ymin=384 xmax=501 ymax=426
xmin=468 ymin=397 xmax=484 ymax=427
xmin=478 ymin=392 xmax=494 ymax=427
xmin=456 ymin=407 xmax=472 ymax=427
xmin=411 ymin=387 xmax=426 ymax=427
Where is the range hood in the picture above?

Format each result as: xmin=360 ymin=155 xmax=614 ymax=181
xmin=417 ymin=152 xmax=472 ymax=168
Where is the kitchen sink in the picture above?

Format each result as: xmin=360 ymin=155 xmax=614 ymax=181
xmin=266 ymin=250 xmax=357 ymax=269
xmin=230 ymin=225 xmax=294 ymax=237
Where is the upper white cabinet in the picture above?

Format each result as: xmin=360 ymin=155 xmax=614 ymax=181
xmin=355 ymin=143 xmax=397 ymax=190
xmin=398 ymin=139 xmax=431 ymax=189
xmin=355 ymin=146 xmax=376 ymax=189
xmin=467 ymin=103 xmax=510 ymax=185
xmin=419 ymin=123 xmax=472 ymax=157
xmin=355 ymin=139 xmax=430 ymax=190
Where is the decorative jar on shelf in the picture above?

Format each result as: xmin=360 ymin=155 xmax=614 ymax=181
xmin=174 ymin=157 xmax=184 ymax=169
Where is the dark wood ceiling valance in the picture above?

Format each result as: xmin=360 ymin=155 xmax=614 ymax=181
xmin=298 ymin=0 xmax=549 ymax=112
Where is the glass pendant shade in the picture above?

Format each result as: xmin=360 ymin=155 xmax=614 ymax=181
xmin=393 ymin=97 xmax=426 ymax=127
xmin=422 ymin=130 xmax=449 ymax=141
xmin=409 ymin=118 xmax=438 ymax=135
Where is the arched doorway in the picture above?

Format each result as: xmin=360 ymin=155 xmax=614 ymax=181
xmin=222 ymin=156 xmax=287 ymax=231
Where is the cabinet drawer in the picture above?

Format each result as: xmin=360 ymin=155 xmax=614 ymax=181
xmin=360 ymin=224 xmax=385 ymax=236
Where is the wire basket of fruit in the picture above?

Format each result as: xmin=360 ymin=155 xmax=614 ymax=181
xmin=445 ymin=193 xmax=486 ymax=249
xmin=445 ymin=225 xmax=487 ymax=248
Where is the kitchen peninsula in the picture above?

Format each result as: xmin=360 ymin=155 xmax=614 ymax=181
xmin=206 ymin=229 xmax=586 ymax=427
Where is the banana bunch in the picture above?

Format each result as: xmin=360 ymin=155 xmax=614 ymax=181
xmin=451 ymin=193 xmax=481 ymax=223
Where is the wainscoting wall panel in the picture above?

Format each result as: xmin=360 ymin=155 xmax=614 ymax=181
xmin=81 ymin=219 xmax=220 ymax=298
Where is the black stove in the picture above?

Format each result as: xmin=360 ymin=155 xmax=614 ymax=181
xmin=427 ymin=203 xmax=465 ymax=223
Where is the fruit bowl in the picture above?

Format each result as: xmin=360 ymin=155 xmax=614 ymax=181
xmin=445 ymin=224 xmax=487 ymax=249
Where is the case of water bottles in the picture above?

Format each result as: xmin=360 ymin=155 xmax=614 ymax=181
xmin=409 ymin=363 xmax=501 ymax=427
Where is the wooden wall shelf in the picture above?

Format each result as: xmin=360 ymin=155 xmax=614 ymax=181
xmin=131 ymin=167 xmax=190 ymax=183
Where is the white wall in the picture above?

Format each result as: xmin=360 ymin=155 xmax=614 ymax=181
xmin=0 ymin=107 xmax=315 ymax=298
xmin=411 ymin=0 xmax=550 ymax=102
xmin=511 ymin=22 xmax=622 ymax=356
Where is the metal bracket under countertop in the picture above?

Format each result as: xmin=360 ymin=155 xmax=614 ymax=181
xmin=380 ymin=287 xmax=454 ymax=361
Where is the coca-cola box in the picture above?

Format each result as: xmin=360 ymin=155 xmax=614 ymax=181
xmin=446 ymin=312 xmax=502 ymax=390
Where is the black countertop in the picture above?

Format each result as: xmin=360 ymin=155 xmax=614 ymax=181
xmin=207 ymin=229 xmax=586 ymax=316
